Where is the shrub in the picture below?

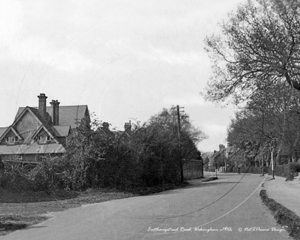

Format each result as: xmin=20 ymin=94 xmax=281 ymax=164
xmin=268 ymin=165 xmax=287 ymax=178
xmin=2 ymin=163 xmax=35 ymax=191
xmin=286 ymin=162 xmax=300 ymax=181
xmin=266 ymin=162 xmax=300 ymax=180
xmin=2 ymin=157 xmax=74 ymax=192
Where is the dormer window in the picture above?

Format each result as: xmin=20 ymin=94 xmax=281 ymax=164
xmin=38 ymin=135 xmax=45 ymax=143
xmin=5 ymin=136 xmax=18 ymax=144
xmin=37 ymin=135 xmax=51 ymax=144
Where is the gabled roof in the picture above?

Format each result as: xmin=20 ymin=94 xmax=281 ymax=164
xmin=13 ymin=107 xmax=61 ymax=144
xmin=0 ymin=127 xmax=8 ymax=139
xmin=53 ymin=126 xmax=71 ymax=137
xmin=0 ymin=126 xmax=23 ymax=142
xmin=13 ymin=107 xmax=43 ymax=127
xmin=52 ymin=105 xmax=89 ymax=128
xmin=31 ymin=125 xmax=59 ymax=144
xmin=15 ymin=105 xmax=89 ymax=129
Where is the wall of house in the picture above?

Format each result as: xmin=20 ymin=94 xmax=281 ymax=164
xmin=1 ymin=154 xmax=37 ymax=162
xmin=1 ymin=153 xmax=64 ymax=163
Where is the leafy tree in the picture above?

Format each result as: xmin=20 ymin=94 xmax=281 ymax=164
xmin=205 ymin=0 xmax=300 ymax=164
xmin=146 ymin=108 xmax=207 ymax=183
xmin=227 ymin=80 xmax=300 ymax=165
xmin=60 ymin=108 xmax=207 ymax=190
xmin=205 ymin=0 xmax=300 ymax=104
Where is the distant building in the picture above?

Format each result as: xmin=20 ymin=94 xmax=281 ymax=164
xmin=209 ymin=144 xmax=227 ymax=169
xmin=110 ymin=120 xmax=132 ymax=137
xmin=0 ymin=93 xmax=90 ymax=163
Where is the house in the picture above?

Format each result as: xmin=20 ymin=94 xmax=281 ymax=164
xmin=108 ymin=120 xmax=132 ymax=138
xmin=209 ymin=144 xmax=227 ymax=170
xmin=0 ymin=93 xmax=90 ymax=163
xmin=227 ymin=144 xmax=259 ymax=167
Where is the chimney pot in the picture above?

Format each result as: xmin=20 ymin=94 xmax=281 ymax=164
xmin=102 ymin=122 xmax=109 ymax=130
xmin=38 ymin=93 xmax=47 ymax=119
xmin=124 ymin=120 xmax=132 ymax=133
xmin=50 ymin=99 xmax=60 ymax=125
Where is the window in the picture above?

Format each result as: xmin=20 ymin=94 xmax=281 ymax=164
xmin=37 ymin=135 xmax=51 ymax=144
xmin=6 ymin=137 xmax=16 ymax=144
xmin=37 ymin=135 xmax=45 ymax=144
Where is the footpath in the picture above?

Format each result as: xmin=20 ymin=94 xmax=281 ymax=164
xmin=264 ymin=175 xmax=300 ymax=217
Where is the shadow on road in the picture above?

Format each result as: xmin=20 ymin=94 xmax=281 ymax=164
xmin=186 ymin=181 xmax=240 ymax=189
xmin=152 ymin=181 xmax=241 ymax=196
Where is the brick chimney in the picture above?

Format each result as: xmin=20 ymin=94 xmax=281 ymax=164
xmin=38 ymin=93 xmax=47 ymax=119
xmin=219 ymin=144 xmax=225 ymax=151
xmin=102 ymin=122 xmax=109 ymax=130
xmin=50 ymin=100 xmax=60 ymax=125
xmin=124 ymin=120 xmax=131 ymax=133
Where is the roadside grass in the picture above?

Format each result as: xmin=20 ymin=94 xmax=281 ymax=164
xmin=260 ymin=189 xmax=300 ymax=240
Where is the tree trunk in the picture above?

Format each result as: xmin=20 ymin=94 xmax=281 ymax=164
xmin=276 ymin=91 xmax=291 ymax=164
xmin=291 ymin=88 xmax=300 ymax=162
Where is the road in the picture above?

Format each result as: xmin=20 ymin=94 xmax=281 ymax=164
xmin=1 ymin=173 xmax=290 ymax=240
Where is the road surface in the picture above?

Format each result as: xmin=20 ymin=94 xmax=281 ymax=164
xmin=1 ymin=173 xmax=290 ymax=240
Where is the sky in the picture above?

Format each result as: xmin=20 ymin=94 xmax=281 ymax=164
xmin=0 ymin=0 xmax=246 ymax=152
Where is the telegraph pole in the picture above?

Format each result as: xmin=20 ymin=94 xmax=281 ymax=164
xmin=177 ymin=105 xmax=184 ymax=183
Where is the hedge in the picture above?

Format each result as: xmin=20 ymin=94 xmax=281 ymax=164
xmin=260 ymin=189 xmax=300 ymax=240
xmin=267 ymin=162 xmax=300 ymax=180
xmin=226 ymin=166 xmax=268 ymax=174
xmin=224 ymin=162 xmax=300 ymax=180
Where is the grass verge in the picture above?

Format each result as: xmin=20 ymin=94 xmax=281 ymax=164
xmin=260 ymin=189 xmax=300 ymax=240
